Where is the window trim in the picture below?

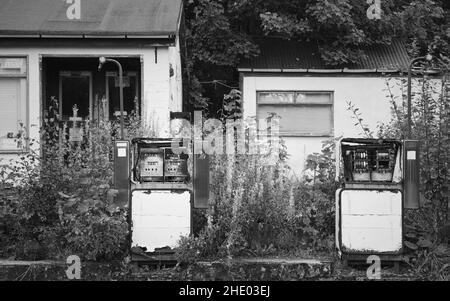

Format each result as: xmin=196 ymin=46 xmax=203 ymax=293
xmin=256 ymin=90 xmax=334 ymax=137
xmin=0 ymin=55 xmax=29 ymax=154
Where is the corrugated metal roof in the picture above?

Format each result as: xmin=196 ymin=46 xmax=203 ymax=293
xmin=239 ymin=38 xmax=411 ymax=72
xmin=0 ymin=0 xmax=182 ymax=37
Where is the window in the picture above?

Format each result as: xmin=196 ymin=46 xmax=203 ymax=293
xmin=257 ymin=91 xmax=333 ymax=136
xmin=0 ymin=57 xmax=27 ymax=152
xmin=59 ymin=71 xmax=93 ymax=121
xmin=58 ymin=71 xmax=93 ymax=143
xmin=105 ymin=71 xmax=140 ymax=119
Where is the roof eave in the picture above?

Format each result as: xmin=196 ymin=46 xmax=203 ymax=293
xmin=238 ymin=68 xmax=406 ymax=74
xmin=0 ymin=33 xmax=176 ymax=41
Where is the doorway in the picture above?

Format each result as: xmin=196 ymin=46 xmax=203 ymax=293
xmin=59 ymin=71 xmax=93 ymax=121
xmin=41 ymin=56 xmax=142 ymax=144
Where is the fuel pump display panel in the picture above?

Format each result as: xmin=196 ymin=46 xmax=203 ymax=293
xmin=164 ymin=148 xmax=189 ymax=182
xmin=138 ymin=149 xmax=164 ymax=182
xmin=342 ymin=140 xmax=400 ymax=183
xmin=132 ymin=139 xmax=191 ymax=184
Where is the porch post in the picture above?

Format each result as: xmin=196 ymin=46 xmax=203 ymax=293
xmin=98 ymin=57 xmax=125 ymax=139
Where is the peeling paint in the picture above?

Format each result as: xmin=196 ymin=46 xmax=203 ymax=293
xmin=131 ymin=190 xmax=191 ymax=252
xmin=340 ymin=190 xmax=402 ymax=253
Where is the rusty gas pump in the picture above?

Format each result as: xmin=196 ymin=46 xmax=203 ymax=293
xmin=100 ymin=56 xmax=210 ymax=262
xmin=112 ymin=119 xmax=209 ymax=262
xmin=336 ymin=138 xmax=420 ymax=267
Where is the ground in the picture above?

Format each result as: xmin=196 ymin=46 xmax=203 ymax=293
xmin=0 ymin=257 xmax=423 ymax=281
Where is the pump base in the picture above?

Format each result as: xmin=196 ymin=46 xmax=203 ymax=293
xmin=341 ymin=253 xmax=407 ymax=273
xmin=131 ymin=248 xmax=177 ymax=265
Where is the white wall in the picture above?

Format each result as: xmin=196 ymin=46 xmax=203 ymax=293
xmin=169 ymin=36 xmax=183 ymax=114
xmin=242 ymin=75 xmax=403 ymax=174
xmin=0 ymin=43 xmax=183 ymax=166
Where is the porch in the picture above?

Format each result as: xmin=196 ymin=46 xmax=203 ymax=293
xmin=41 ymin=56 xmax=142 ymax=140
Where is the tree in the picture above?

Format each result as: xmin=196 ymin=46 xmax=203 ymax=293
xmin=182 ymin=0 xmax=449 ymax=111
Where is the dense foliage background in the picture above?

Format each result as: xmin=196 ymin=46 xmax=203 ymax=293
xmin=0 ymin=0 xmax=449 ymax=281
xmin=182 ymin=0 xmax=450 ymax=112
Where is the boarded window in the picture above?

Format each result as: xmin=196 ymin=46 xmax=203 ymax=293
xmin=0 ymin=57 xmax=27 ymax=152
xmin=257 ymin=91 xmax=333 ymax=136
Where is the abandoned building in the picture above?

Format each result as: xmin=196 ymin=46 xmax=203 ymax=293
xmin=239 ymin=38 xmax=412 ymax=174
xmin=0 ymin=0 xmax=183 ymax=163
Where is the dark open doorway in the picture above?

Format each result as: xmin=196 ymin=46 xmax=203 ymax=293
xmin=41 ymin=56 xmax=142 ymax=126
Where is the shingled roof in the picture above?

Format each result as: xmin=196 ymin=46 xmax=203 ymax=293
xmin=0 ymin=0 xmax=182 ymax=38
xmin=239 ymin=38 xmax=411 ymax=73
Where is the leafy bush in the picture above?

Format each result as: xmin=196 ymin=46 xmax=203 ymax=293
xmin=0 ymin=97 xmax=134 ymax=261
xmin=379 ymin=68 xmax=449 ymax=233
xmin=377 ymin=61 xmax=450 ymax=278
xmin=176 ymin=135 xmax=337 ymax=263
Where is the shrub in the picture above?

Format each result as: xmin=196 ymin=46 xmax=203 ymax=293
xmin=379 ymin=68 xmax=449 ymax=234
xmin=176 ymin=90 xmax=339 ymax=263
xmin=377 ymin=61 xmax=450 ymax=278
xmin=0 ymin=97 xmax=137 ymax=261
xmin=176 ymin=135 xmax=338 ymax=262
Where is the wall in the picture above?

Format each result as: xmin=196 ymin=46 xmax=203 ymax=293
xmin=168 ymin=36 xmax=183 ymax=114
xmin=242 ymin=74 xmax=404 ymax=175
xmin=0 ymin=42 xmax=183 ymax=166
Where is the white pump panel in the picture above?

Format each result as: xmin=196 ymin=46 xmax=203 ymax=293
xmin=131 ymin=190 xmax=191 ymax=252
xmin=339 ymin=190 xmax=402 ymax=253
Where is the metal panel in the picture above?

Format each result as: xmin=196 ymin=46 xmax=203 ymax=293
xmin=339 ymin=189 xmax=403 ymax=253
xmin=404 ymin=140 xmax=420 ymax=209
xmin=131 ymin=190 xmax=191 ymax=252
xmin=0 ymin=0 xmax=182 ymax=36
xmin=114 ymin=140 xmax=130 ymax=207
xmin=193 ymin=155 xmax=210 ymax=209
xmin=239 ymin=38 xmax=410 ymax=72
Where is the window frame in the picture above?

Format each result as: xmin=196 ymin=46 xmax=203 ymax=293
xmin=58 ymin=70 xmax=94 ymax=121
xmin=0 ymin=55 xmax=29 ymax=154
xmin=105 ymin=71 xmax=140 ymax=121
xmin=256 ymin=90 xmax=334 ymax=137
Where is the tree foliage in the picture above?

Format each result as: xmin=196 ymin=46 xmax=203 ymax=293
xmin=183 ymin=0 xmax=449 ymax=110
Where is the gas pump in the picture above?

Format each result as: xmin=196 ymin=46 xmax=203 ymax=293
xmin=100 ymin=55 xmax=210 ymax=262
xmin=112 ymin=131 xmax=209 ymax=262
xmin=336 ymin=138 xmax=420 ymax=265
